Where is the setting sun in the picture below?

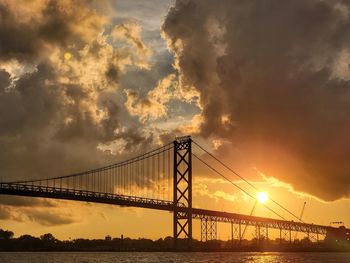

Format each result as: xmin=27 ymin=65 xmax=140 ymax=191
xmin=64 ymin=52 xmax=72 ymax=60
xmin=257 ymin=191 xmax=269 ymax=204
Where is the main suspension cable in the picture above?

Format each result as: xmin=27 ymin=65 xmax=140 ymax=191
xmin=9 ymin=143 xmax=174 ymax=184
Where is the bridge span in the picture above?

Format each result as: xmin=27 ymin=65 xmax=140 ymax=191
xmin=0 ymin=181 xmax=339 ymax=242
xmin=0 ymin=136 xmax=348 ymax=246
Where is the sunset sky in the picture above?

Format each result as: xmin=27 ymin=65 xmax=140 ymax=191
xmin=0 ymin=0 xmax=350 ymax=241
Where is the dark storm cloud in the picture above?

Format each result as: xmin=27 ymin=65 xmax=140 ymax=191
xmin=0 ymin=3 xmax=38 ymax=62
xmin=0 ymin=69 xmax=10 ymax=94
xmin=163 ymin=0 xmax=350 ymax=201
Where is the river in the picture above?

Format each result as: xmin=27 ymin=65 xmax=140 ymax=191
xmin=0 ymin=252 xmax=350 ymax=262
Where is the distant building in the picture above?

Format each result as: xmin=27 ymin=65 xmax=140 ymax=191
xmin=325 ymin=226 xmax=350 ymax=245
xmin=105 ymin=235 xmax=112 ymax=241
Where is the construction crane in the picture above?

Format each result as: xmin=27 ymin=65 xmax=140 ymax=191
xmin=241 ymin=200 xmax=258 ymax=240
xmin=294 ymin=201 xmax=306 ymax=240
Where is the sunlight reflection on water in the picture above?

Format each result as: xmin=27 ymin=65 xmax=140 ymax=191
xmin=0 ymin=252 xmax=350 ymax=263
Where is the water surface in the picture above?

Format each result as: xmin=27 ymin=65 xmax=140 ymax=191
xmin=0 ymin=252 xmax=350 ymax=263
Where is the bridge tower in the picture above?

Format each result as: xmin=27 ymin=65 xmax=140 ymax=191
xmin=173 ymin=136 xmax=192 ymax=249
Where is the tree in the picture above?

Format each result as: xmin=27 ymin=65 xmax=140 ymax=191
xmin=0 ymin=229 xmax=14 ymax=239
xmin=40 ymin=233 xmax=56 ymax=242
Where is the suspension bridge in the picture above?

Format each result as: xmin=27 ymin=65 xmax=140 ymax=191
xmin=0 ymin=136 xmax=348 ymax=248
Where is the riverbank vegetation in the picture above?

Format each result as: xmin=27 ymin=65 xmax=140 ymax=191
xmin=0 ymin=229 xmax=349 ymax=252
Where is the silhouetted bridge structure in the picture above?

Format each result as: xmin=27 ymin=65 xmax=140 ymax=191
xmin=0 ymin=136 xmax=348 ymax=247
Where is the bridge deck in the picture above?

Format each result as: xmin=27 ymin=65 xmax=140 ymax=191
xmin=0 ymin=183 xmax=339 ymax=235
xmin=191 ymin=208 xmax=333 ymax=235
xmin=0 ymin=183 xmax=176 ymax=212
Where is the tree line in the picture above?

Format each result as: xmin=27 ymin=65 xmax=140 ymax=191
xmin=0 ymin=229 xmax=349 ymax=252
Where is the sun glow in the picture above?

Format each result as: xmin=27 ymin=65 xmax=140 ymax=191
xmin=257 ymin=191 xmax=268 ymax=204
xmin=64 ymin=52 xmax=72 ymax=60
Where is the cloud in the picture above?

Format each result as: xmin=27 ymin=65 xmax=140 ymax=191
xmin=0 ymin=196 xmax=57 ymax=207
xmin=112 ymin=22 xmax=152 ymax=69
xmin=193 ymin=179 xmax=248 ymax=204
xmin=0 ymin=206 xmax=11 ymax=220
xmin=124 ymin=74 xmax=176 ymax=122
xmin=0 ymin=0 xmax=184 ymax=228
xmin=110 ymin=0 xmax=174 ymax=31
xmin=24 ymin=209 xmax=80 ymax=226
xmin=0 ymin=70 xmax=10 ymax=91
xmin=0 ymin=196 xmax=84 ymax=226
xmin=0 ymin=0 xmax=106 ymax=63
xmin=163 ymin=0 xmax=350 ymax=201
xmin=176 ymin=113 xmax=204 ymax=135
xmin=0 ymin=204 xmax=81 ymax=226
xmin=0 ymin=0 xmax=156 ymax=184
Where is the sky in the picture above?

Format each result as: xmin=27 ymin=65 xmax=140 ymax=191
xmin=0 ymin=0 xmax=350 ymax=240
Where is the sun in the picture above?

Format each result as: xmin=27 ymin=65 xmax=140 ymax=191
xmin=64 ymin=52 xmax=72 ymax=60
xmin=257 ymin=191 xmax=268 ymax=204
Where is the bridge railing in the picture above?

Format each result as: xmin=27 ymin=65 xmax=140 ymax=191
xmin=0 ymin=182 xmax=183 ymax=209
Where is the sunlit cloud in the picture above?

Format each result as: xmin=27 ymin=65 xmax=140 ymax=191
xmin=124 ymin=74 xmax=176 ymax=122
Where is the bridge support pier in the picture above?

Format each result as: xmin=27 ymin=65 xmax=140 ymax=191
xmin=259 ymin=226 xmax=268 ymax=242
xmin=230 ymin=222 xmax=241 ymax=247
xmin=173 ymin=136 xmax=192 ymax=249
xmin=280 ymin=228 xmax=292 ymax=244
xmin=201 ymin=218 xmax=217 ymax=241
